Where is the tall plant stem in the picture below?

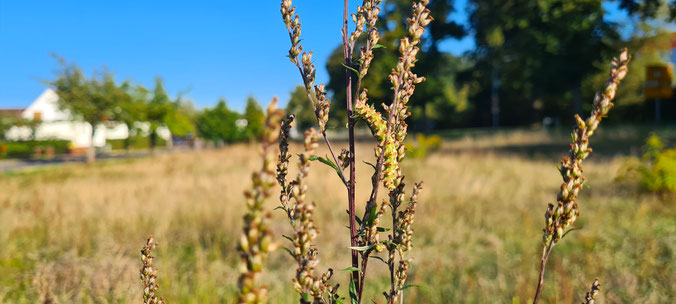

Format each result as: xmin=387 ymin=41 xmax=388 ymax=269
xmin=533 ymin=241 xmax=555 ymax=304
xmin=341 ymin=0 xmax=360 ymax=297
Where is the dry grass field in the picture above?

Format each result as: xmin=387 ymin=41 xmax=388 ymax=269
xmin=0 ymin=130 xmax=674 ymax=303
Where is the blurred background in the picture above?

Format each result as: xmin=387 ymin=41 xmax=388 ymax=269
xmin=0 ymin=0 xmax=674 ymax=303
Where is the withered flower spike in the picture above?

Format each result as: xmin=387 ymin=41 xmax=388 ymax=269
xmin=236 ymin=98 xmax=284 ymax=304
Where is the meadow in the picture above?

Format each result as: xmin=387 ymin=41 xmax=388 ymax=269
xmin=0 ymin=128 xmax=673 ymax=303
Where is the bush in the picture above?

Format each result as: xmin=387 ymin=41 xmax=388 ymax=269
xmin=638 ymin=134 xmax=676 ymax=194
xmin=405 ymin=133 xmax=443 ymax=158
xmin=107 ymin=136 xmax=166 ymax=150
xmin=0 ymin=140 xmax=70 ymax=159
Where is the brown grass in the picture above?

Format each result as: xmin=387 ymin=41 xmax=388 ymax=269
xmin=0 ymin=135 xmax=673 ymax=303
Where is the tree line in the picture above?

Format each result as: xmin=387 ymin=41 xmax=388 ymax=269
xmin=286 ymin=0 xmax=676 ymax=132
xmin=47 ymin=58 xmax=266 ymax=163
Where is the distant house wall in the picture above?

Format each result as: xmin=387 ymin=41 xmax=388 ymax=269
xmin=3 ymin=88 xmax=171 ymax=148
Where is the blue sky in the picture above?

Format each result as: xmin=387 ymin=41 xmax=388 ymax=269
xmin=0 ymin=0 xmax=647 ymax=111
xmin=0 ymin=0 xmax=476 ymax=111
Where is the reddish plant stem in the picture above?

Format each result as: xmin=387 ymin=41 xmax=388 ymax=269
xmin=533 ymin=241 xmax=555 ymax=304
xmin=341 ymin=0 xmax=360 ymax=298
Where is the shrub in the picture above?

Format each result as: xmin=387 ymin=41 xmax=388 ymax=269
xmin=404 ymin=133 xmax=442 ymax=158
xmin=625 ymin=134 xmax=676 ymax=194
xmin=0 ymin=140 xmax=70 ymax=159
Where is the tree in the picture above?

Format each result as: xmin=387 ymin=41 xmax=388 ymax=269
xmin=467 ymin=0 xmax=620 ymax=126
xmin=243 ymin=96 xmax=265 ymax=139
xmin=146 ymin=77 xmax=175 ymax=150
xmin=196 ymin=99 xmax=242 ymax=144
xmin=113 ymin=82 xmax=147 ymax=151
xmin=285 ymin=85 xmax=317 ymax=132
xmin=50 ymin=58 xmax=119 ymax=164
xmin=325 ymin=0 xmax=468 ymax=130
xmin=617 ymin=0 xmax=676 ymax=21
xmin=164 ymin=96 xmax=197 ymax=138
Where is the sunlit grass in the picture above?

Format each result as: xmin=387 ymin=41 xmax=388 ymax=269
xmin=0 ymin=133 xmax=673 ymax=303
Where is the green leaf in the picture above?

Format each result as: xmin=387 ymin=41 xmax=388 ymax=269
xmin=348 ymin=244 xmax=375 ymax=251
xmin=349 ymin=277 xmax=359 ymax=304
xmin=363 ymin=161 xmax=376 ymax=170
xmin=561 ymin=226 xmax=583 ymax=239
xmin=341 ymin=63 xmax=360 ymax=75
xmin=282 ymin=235 xmax=294 ymax=242
xmin=583 ymin=181 xmax=591 ymax=189
xmin=310 ymin=154 xmax=345 ymax=183
xmin=376 ymin=227 xmax=390 ymax=232
xmin=302 ymin=292 xmax=310 ymax=301
xmin=365 ymin=206 xmax=377 ymax=227
xmin=340 ymin=267 xmax=360 ymax=272
xmin=273 ymin=206 xmax=285 ymax=211
xmin=281 ymin=247 xmax=295 ymax=258
xmin=381 ymin=240 xmax=401 ymax=248
xmin=372 ymin=44 xmax=386 ymax=49
xmin=369 ymin=255 xmax=388 ymax=265
xmin=347 ymin=210 xmax=363 ymax=225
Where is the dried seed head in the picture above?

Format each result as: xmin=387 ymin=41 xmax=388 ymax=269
xmin=140 ymin=236 xmax=165 ymax=304
xmin=582 ymin=279 xmax=601 ymax=304
xmin=236 ymin=99 xmax=284 ymax=303
xmin=541 ymin=49 xmax=630 ymax=245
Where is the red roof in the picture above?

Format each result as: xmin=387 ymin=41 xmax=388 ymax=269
xmin=0 ymin=109 xmax=24 ymax=117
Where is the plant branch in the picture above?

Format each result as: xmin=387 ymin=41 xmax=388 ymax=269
xmin=341 ymin=0 xmax=361 ymax=298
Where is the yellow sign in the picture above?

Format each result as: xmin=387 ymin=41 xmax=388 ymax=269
xmin=645 ymin=65 xmax=672 ymax=99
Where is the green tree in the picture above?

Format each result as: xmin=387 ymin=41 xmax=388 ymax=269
xmin=467 ymin=0 xmax=619 ymax=126
xmin=165 ymin=96 xmax=197 ymax=138
xmin=146 ymin=77 xmax=175 ymax=150
xmin=243 ymin=96 xmax=265 ymax=139
xmin=113 ymin=82 xmax=147 ymax=151
xmin=196 ymin=99 xmax=242 ymax=144
xmin=617 ymin=0 xmax=676 ymax=21
xmin=325 ymin=0 xmax=468 ymax=130
xmin=285 ymin=85 xmax=317 ymax=132
xmin=50 ymin=58 xmax=120 ymax=164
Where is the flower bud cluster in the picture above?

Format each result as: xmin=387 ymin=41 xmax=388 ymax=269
xmin=583 ymin=279 xmax=600 ymax=304
xmin=354 ymin=0 xmax=382 ymax=80
xmin=275 ymin=129 xmax=338 ymax=302
xmin=541 ymin=49 xmax=630 ymax=246
xmin=237 ymin=99 xmax=285 ymax=304
xmin=281 ymin=0 xmax=301 ymax=62
xmin=282 ymin=0 xmax=332 ymax=134
xmin=395 ymin=260 xmax=409 ymax=293
xmin=277 ymin=114 xmax=295 ymax=213
xmin=140 ymin=236 xmax=165 ymax=304
xmin=313 ymin=84 xmax=331 ymax=133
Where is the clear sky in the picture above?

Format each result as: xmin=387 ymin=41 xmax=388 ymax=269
xmin=0 ymin=0 xmax=477 ymax=111
xmin=0 ymin=0 xmax=652 ymax=111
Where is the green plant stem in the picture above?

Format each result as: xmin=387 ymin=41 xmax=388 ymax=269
xmin=533 ymin=240 xmax=555 ymax=304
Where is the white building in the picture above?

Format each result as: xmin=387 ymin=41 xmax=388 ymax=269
xmin=4 ymin=89 xmax=170 ymax=148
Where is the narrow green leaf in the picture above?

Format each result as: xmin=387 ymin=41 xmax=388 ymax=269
xmin=340 ymin=267 xmax=360 ymax=272
xmin=363 ymin=161 xmax=376 ymax=170
xmin=376 ymin=227 xmax=390 ymax=232
xmin=561 ymin=226 xmax=583 ymax=239
xmin=282 ymin=235 xmax=294 ymax=242
xmin=281 ymin=247 xmax=295 ymax=258
xmin=273 ymin=206 xmax=285 ymax=211
xmin=341 ymin=62 xmax=359 ymax=75
xmin=310 ymin=154 xmax=344 ymax=183
xmin=372 ymin=44 xmax=386 ymax=49
xmin=348 ymin=244 xmax=375 ymax=251
xmin=369 ymin=255 xmax=388 ymax=265
xmin=349 ymin=277 xmax=359 ymax=304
